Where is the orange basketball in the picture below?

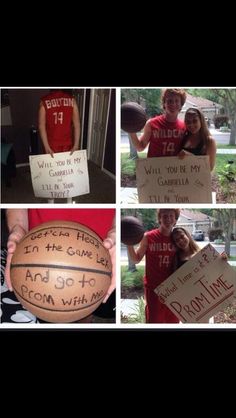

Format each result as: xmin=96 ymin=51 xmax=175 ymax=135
xmin=10 ymin=221 xmax=112 ymax=323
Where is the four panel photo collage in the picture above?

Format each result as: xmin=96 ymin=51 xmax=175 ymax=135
xmin=1 ymin=87 xmax=236 ymax=328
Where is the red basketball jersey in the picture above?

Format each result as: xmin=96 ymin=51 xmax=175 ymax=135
xmin=144 ymin=228 xmax=176 ymax=289
xmin=147 ymin=115 xmax=185 ymax=157
xmin=144 ymin=228 xmax=179 ymax=323
xmin=28 ymin=209 xmax=115 ymax=240
xmin=41 ymin=90 xmax=74 ymax=148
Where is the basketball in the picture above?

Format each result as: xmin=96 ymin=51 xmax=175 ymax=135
xmin=121 ymin=102 xmax=147 ymax=133
xmin=121 ymin=216 xmax=145 ymax=245
xmin=10 ymin=220 xmax=112 ymax=323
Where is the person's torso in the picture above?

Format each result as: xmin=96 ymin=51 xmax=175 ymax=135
xmin=41 ymin=91 xmax=74 ymax=146
xmin=28 ymin=209 xmax=115 ymax=240
xmin=182 ymin=134 xmax=205 ymax=156
xmin=182 ymin=142 xmax=204 ymax=156
xmin=144 ymin=228 xmax=176 ymax=289
xmin=148 ymin=115 xmax=185 ymax=157
xmin=176 ymin=255 xmax=188 ymax=268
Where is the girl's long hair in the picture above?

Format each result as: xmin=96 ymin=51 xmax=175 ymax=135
xmin=171 ymin=227 xmax=200 ymax=255
xmin=183 ymin=107 xmax=212 ymax=154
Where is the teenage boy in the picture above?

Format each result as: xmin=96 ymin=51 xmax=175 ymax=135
xmin=129 ymin=88 xmax=186 ymax=157
xmin=127 ymin=209 xmax=180 ymax=323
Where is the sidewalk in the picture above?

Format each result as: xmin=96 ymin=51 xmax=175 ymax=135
xmin=216 ymin=149 xmax=236 ymax=154
xmin=121 ymin=299 xmax=140 ymax=316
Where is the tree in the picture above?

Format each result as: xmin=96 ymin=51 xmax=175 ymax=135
xmin=186 ymin=89 xmax=219 ymax=103
xmin=191 ymin=209 xmax=213 ymax=217
xmin=121 ymin=209 xmax=157 ymax=231
xmin=127 ymin=251 xmax=137 ymax=272
xmin=212 ymin=209 xmax=236 ymax=256
xmin=212 ymin=89 xmax=236 ymax=146
xmin=186 ymin=89 xmax=236 ymax=145
xmin=121 ymin=89 xmax=162 ymax=118
xmin=121 ymin=208 xmax=140 ymax=272
xmin=128 ymin=134 xmax=138 ymax=160
xmin=121 ymin=89 xmax=163 ymax=160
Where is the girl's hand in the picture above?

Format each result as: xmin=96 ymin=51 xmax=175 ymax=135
xmin=178 ymin=149 xmax=193 ymax=159
xmin=220 ymin=251 xmax=228 ymax=261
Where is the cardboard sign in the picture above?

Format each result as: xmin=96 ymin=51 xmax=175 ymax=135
xmin=136 ymin=156 xmax=212 ymax=203
xmin=29 ymin=150 xmax=90 ymax=199
xmin=154 ymin=244 xmax=236 ymax=323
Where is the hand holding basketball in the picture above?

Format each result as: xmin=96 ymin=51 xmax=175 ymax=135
xmin=121 ymin=102 xmax=147 ymax=133
xmin=121 ymin=216 xmax=145 ymax=246
xmin=5 ymin=224 xmax=27 ymax=291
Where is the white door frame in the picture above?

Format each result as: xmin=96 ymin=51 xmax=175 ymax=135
xmin=87 ymin=89 xmax=111 ymax=171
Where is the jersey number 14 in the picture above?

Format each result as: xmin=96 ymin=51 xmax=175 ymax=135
xmin=53 ymin=112 xmax=63 ymax=124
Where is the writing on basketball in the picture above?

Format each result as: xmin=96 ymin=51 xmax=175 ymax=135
xmin=22 ymin=243 xmax=110 ymax=268
xmin=10 ymin=221 xmax=112 ymax=322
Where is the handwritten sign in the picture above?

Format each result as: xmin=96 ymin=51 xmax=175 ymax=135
xmin=29 ymin=150 xmax=90 ymax=199
xmin=136 ymin=156 xmax=212 ymax=203
xmin=154 ymin=244 xmax=236 ymax=323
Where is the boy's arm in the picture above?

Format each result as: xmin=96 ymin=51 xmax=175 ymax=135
xmin=127 ymin=233 xmax=148 ymax=263
xmin=129 ymin=120 xmax=152 ymax=152
xmin=70 ymin=99 xmax=81 ymax=154
xmin=38 ymin=101 xmax=54 ymax=157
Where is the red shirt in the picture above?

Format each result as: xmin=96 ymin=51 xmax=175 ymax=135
xmin=144 ymin=228 xmax=176 ymax=289
xmin=41 ymin=90 xmax=74 ymax=148
xmin=144 ymin=228 xmax=179 ymax=323
xmin=147 ymin=115 xmax=185 ymax=157
xmin=28 ymin=209 xmax=115 ymax=240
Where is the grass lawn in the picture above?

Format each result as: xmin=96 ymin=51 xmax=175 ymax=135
xmin=214 ymin=154 xmax=236 ymax=176
xmin=121 ymin=265 xmax=144 ymax=288
xmin=121 ymin=152 xmax=146 ymax=176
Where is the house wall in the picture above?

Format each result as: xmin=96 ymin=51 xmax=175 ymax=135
xmin=177 ymin=213 xmax=212 ymax=236
xmin=1 ymin=89 xmax=49 ymax=164
xmin=179 ymin=100 xmax=220 ymax=123
xmin=177 ymin=221 xmax=211 ymax=235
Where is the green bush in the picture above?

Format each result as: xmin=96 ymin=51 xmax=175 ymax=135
xmin=208 ymin=228 xmax=224 ymax=241
xmin=218 ymin=162 xmax=236 ymax=199
xmin=214 ymin=115 xmax=229 ymax=129
xmin=121 ymin=153 xmax=137 ymax=176
xmin=218 ymin=163 xmax=236 ymax=183
xmin=215 ymin=155 xmax=236 ymax=176
xmin=121 ymin=265 xmax=144 ymax=288
xmin=121 ymin=297 xmax=146 ymax=323
xmin=214 ymin=239 xmax=223 ymax=244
